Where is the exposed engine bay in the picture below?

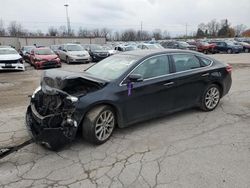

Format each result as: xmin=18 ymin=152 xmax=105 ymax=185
xmin=26 ymin=70 xmax=106 ymax=150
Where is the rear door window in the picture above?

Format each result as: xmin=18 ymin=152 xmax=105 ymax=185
xmin=171 ymin=54 xmax=201 ymax=72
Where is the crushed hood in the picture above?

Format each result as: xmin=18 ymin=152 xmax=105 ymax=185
xmin=41 ymin=69 xmax=108 ymax=95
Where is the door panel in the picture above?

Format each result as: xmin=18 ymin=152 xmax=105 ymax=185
xmin=170 ymin=53 xmax=210 ymax=109
xmin=119 ymin=55 xmax=175 ymax=123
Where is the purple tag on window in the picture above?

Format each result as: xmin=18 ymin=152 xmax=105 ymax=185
xmin=127 ymin=82 xmax=133 ymax=96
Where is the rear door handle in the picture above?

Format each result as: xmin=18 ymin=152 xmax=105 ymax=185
xmin=163 ymin=82 xmax=174 ymax=86
xmin=201 ymin=73 xmax=209 ymax=77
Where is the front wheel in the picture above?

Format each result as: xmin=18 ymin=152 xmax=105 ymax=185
xmin=82 ymin=105 xmax=115 ymax=144
xmin=66 ymin=57 xmax=70 ymax=64
xmin=200 ymin=84 xmax=221 ymax=111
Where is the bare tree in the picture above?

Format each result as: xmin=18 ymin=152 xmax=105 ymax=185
xmin=0 ymin=19 xmax=6 ymax=36
xmin=92 ymin=29 xmax=101 ymax=37
xmin=207 ymin=19 xmax=220 ymax=36
xmin=58 ymin=26 xmax=68 ymax=36
xmin=113 ymin=31 xmax=121 ymax=41
xmin=8 ymin=21 xmax=25 ymax=36
xmin=162 ymin=30 xmax=170 ymax=39
xmin=48 ymin=27 xmax=58 ymax=36
xmin=234 ymin=24 xmax=247 ymax=37
xmin=152 ymin=29 xmax=162 ymax=40
xmin=121 ymin=29 xmax=137 ymax=41
xmin=100 ymin=28 xmax=111 ymax=40
xmin=78 ymin=27 xmax=91 ymax=37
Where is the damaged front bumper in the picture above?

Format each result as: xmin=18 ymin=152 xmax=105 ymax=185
xmin=25 ymin=91 xmax=79 ymax=150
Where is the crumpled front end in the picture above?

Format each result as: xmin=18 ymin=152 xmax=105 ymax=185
xmin=26 ymin=88 xmax=79 ymax=150
xmin=25 ymin=69 xmax=106 ymax=150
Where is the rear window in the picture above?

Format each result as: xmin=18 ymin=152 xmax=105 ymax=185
xmin=172 ymin=54 xmax=201 ymax=72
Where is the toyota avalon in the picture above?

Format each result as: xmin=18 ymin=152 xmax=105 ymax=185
xmin=26 ymin=49 xmax=232 ymax=150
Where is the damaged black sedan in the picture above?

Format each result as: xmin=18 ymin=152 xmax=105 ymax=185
xmin=26 ymin=49 xmax=232 ymax=150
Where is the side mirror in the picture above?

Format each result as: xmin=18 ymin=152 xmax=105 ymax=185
xmin=128 ymin=74 xmax=143 ymax=82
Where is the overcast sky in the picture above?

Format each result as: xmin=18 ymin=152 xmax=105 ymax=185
xmin=1 ymin=0 xmax=250 ymax=36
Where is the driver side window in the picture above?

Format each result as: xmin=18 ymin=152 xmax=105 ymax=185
xmin=132 ymin=55 xmax=170 ymax=80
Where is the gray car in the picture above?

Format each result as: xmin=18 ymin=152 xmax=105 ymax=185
xmin=57 ymin=44 xmax=91 ymax=64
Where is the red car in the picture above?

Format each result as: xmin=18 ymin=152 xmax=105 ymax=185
xmin=30 ymin=47 xmax=61 ymax=69
xmin=196 ymin=42 xmax=217 ymax=54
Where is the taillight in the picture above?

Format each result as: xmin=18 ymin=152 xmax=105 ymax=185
xmin=226 ymin=65 xmax=232 ymax=73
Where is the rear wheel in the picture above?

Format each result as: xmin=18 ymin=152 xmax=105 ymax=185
xmin=227 ymin=49 xmax=232 ymax=54
xmin=200 ymin=84 xmax=221 ymax=111
xmin=82 ymin=105 xmax=115 ymax=144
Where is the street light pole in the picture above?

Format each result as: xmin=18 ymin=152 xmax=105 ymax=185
xmin=64 ymin=4 xmax=71 ymax=35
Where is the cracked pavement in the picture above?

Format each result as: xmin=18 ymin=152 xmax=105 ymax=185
xmin=0 ymin=53 xmax=250 ymax=188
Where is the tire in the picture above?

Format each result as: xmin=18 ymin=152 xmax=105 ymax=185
xmin=200 ymin=84 xmax=221 ymax=111
xmin=204 ymin=50 xmax=208 ymax=54
xmin=227 ymin=49 xmax=232 ymax=54
xmin=66 ymin=57 xmax=70 ymax=64
xmin=245 ymin=48 xmax=249 ymax=53
xmin=82 ymin=105 xmax=116 ymax=144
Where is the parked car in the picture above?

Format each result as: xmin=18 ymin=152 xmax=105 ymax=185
xmin=26 ymin=49 xmax=232 ymax=150
xmin=114 ymin=45 xmax=138 ymax=52
xmin=0 ymin=45 xmax=12 ymax=48
xmin=30 ymin=47 xmax=61 ymax=69
xmin=196 ymin=42 xmax=217 ymax=54
xmin=82 ymin=44 xmax=110 ymax=62
xmin=19 ymin=46 xmax=35 ymax=63
xmin=210 ymin=41 xmax=243 ymax=54
xmin=50 ymin=45 xmax=61 ymax=54
xmin=235 ymin=42 xmax=250 ymax=53
xmin=137 ymin=43 xmax=164 ymax=50
xmin=161 ymin=41 xmax=197 ymax=51
xmin=57 ymin=44 xmax=91 ymax=64
xmin=101 ymin=45 xmax=118 ymax=55
xmin=0 ymin=47 xmax=25 ymax=71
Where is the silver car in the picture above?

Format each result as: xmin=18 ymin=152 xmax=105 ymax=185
xmin=57 ymin=44 xmax=91 ymax=64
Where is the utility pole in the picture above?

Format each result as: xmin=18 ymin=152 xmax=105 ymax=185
xmin=140 ymin=21 xmax=143 ymax=41
xmin=64 ymin=4 xmax=71 ymax=36
xmin=185 ymin=23 xmax=188 ymax=40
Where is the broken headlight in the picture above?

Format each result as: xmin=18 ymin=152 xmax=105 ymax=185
xmin=31 ymin=86 xmax=41 ymax=98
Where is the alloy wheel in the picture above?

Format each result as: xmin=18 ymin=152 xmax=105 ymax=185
xmin=95 ymin=110 xmax=115 ymax=141
xmin=205 ymin=87 xmax=220 ymax=110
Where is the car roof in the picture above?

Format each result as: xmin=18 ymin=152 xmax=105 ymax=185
xmin=0 ymin=47 xmax=16 ymax=50
xmin=120 ymin=49 xmax=201 ymax=57
xmin=34 ymin=47 xmax=50 ymax=50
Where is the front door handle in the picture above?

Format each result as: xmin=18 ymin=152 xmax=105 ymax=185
xmin=201 ymin=73 xmax=209 ymax=77
xmin=163 ymin=82 xmax=174 ymax=86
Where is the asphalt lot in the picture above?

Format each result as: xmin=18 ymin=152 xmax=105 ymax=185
xmin=0 ymin=53 xmax=250 ymax=188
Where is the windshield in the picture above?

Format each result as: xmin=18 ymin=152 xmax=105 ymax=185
xmin=201 ymin=42 xmax=210 ymax=46
xmin=90 ymin=45 xmax=103 ymax=50
xmin=67 ymin=45 xmax=83 ymax=51
xmin=23 ymin=46 xmax=34 ymax=51
xmin=35 ymin=48 xmax=55 ymax=55
xmin=0 ymin=48 xmax=18 ymax=55
xmin=125 ymin=46 xmax=137 ymax=51
xmin=86 ymin=55 xmax=138 ymax=80
xmin=178 ymin=42 xmax=189 ymax=47
xmin=50 ymin=45 xmax=60 ymax=50
xmin=226 ymin=41 xmax=236 ymax=46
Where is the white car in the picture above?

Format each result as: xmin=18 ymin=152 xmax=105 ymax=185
xmin=57 ymin=44 xmax=91 ymax=64
xmin=0 ymin=48 xmax=25 ymax=71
